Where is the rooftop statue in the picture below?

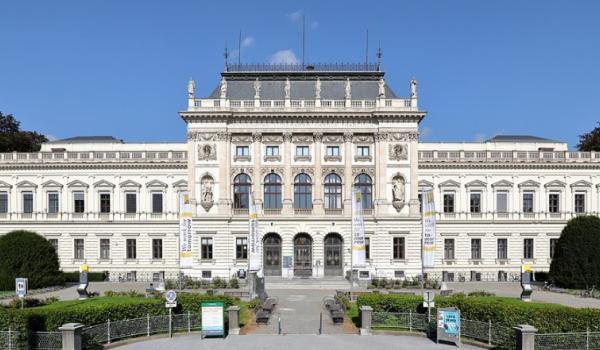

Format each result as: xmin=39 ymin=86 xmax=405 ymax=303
xmin=378 ymin=78 xmax=386 ymax=98
xmin=187 ymin=78 xmax=195 ymax=98
xmin=220 ymin=77 xmax=227 ymax=99
xmin=284 ymin=78 xmax=291 ymax=99
xmin=410 ymin=78 xmax=417 ymax=98
xmin=254 ymin=78 xmax=261 ymax=99
xmin=345 ymin=78 xmax=351 ymax=99
xmin=315 ymin=78 xmax=321 ymax=99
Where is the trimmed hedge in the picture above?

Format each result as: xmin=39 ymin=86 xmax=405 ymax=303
xmin=357 ymin=293 xmax=600 ymax=333
xmin=0 ymin=293 xmax=240 ymax=332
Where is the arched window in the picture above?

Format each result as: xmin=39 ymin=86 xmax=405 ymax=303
xmin=354 ymin=173 xmax=373 ymax=209
xmin=324 ymin=173 xmax=342 ymax=209
xmin=294 ymin=173 xmax=312 ymax=209
xmin=263 ymin=173 xmax=282 ymax=209
xmin=233 ymin=174 xmax=251 ymax=209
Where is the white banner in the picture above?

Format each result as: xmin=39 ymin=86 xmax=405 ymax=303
xmin=248 ymin=193 xmax=262 ymax=272
xmin=422 ymin=189 xmax=437 ymax=269
xmin=352 ymin=189 xmax=366 ymax=268
xmin=179 ymin=191 xmax=193 ymax=269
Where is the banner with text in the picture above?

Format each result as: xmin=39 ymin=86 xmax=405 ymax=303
xmin=248 ymin=193 xmax=262 ymax=272
xmin=352 ymin=189 xmax=366 ymax=268
xmin=422 ymin=189 xmax=437 ymax=269
xmin=179 ymin=191 xmax=193 ymax=269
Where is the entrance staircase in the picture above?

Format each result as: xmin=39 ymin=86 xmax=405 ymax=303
xmin=264 ymin=276 xmax=352 ymax=290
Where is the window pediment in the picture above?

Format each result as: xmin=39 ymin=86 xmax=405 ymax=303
xmin=93 ymin=180 xmax=115 ymax=188
xmin=438 ymin=179 xmax=460 ymax=188
xmin=418 ymin=180 xmax=434 ymax=188
xmin=172 ymin=179 xmax=188 ymax=189
xmin=67 ymin=180 xmax=89 ymax=188
xmin=16 ymin=180 xmax=37 ymax=188
xmin=570 ymin=180 xmax=592 ymax=188
xmin=492 ymin=180 xmax=513 ymax=188
xmin=465 ymin=180 xmax=487 ymax=188
xmin=146 ymin=180 xmax=167 ymax=188
xmin=0 ymin=180 xmax=12 ymax=189
xmin=41 ymin=180 xmax=63 ymax=188
xmin=119 ymin=180 xmax=141 ymax=188
xmin=518 ymin=180 xmax=540 ymax=188
xmin=544 ymin=180 xmax=566 ymax=188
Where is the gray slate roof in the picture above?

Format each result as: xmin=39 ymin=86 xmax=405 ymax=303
xmin=49 ymin=136 xmax=123 ymax=143
xmin=486 ymin=135 xmax=560 ymax=143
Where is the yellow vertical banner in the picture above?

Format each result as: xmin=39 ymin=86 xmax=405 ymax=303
xmin=422 ymin=189 xmax=436 ymax=269
xmin=179 ymin=191 xmax=193 ymax=269
xmin=352 ymin=189 xmax=366 ymax=268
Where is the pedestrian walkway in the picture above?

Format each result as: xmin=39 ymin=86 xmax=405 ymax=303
xmin=114 ymin=334 xmax=483 ymax=350
xmin=251 ymin=289 xmax=354 ymax=335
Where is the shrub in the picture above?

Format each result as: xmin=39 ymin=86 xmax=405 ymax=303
xmin=550 ymin=216 xmax=600 ymax=289
xmin=0 ymin=231 xmax=65 ymax=290
xmin=2 ymin=297 xmax=59 ymax=309
xmin=228 ymin=277 xmax=239 ymax=289
xmin=467 ymin=291 xmax=495 ymax=297
xmin=211 ymin=277 xmax=227 ymax=289
xmin=356 ymin=293 xmax=600 ymax=332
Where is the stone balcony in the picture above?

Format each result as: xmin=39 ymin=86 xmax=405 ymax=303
xmin=419 ymin=150 xmax=600 ymax=163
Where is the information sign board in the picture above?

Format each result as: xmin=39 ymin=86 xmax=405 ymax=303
xmin=437 ymin=307 xmax=461 ymax=347
xmin=201 ymin=301 xmax=225 ymax=338
xmin=15 ymin=278 xmax=27 ymax=298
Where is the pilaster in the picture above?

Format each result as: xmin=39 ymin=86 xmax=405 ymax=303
xmin=252 ymin=133 xmax=262 ymax=208
xmin=409 ymin=132 xmax=420 ymax=216
xmin=313 ymin=132 xmax=324 ymax=214
xmin=217 ymin=132 xmax=230 ymax=214
xmin=282 ymin=132 xmax=293 ymax=214
xmin=343 ymin=132 xmax=353 ymax=214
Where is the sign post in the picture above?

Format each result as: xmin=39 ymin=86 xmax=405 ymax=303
xmin=164 ymin=290 xmax=177 ymax=337
xmin=15 ymin=278 xmax=27 ymax=309
xmin=201 ymin=301 xmax=225 ymax=338
xmin=437 ymin=307 xmax=461 ymax=347
xmin=423 ymin=290 xmax=435 ymax=323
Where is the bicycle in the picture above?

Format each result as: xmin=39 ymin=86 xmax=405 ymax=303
xmin=581 ymin=285 xmax=596 ymax=298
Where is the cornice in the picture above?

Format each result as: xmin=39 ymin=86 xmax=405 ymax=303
xmin=418 ymin=162 xmax=600 ymax=170
xmin=0 ymin=163 xmax=187 ymax=171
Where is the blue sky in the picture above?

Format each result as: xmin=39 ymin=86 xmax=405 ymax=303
xmin=1 ymin=0 xmax=599 ymax=148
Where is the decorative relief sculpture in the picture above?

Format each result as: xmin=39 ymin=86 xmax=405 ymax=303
xmin=392 ymin=175 xmax=406 ymax=211
xmin=252 ymin=132 xmax=262 ymax=143
xmin=345 ymin=78 xmax=352 ymax=99
xmin=220 ymin=77 xmax=227 ymax=99
xmin=353 ymin=135 xmax=374 ymax=143
xmin=292 ymin=167 xmax=315 ymax=177
xmin=284 ymin=78 xmax=291 ymax=99
xmin=231 ymin=135 xmax=253 ymax=143
xmin=198 ymin=143 xmax=217 ymax=161
xmin=292 ymin=135 xmax=313 ymax=143
xmin=410 ymin=78 xmax=417 ymax=98
xmin=200 ymin=176 xmax=214 ymax=211
xmin=260 ymin=167 xmax=285 ymax=177
xmin=389 ymin=132 xmax=419 ymax=142
xmin=187 ymin=79 xmax=195 ymax=98
xmin=322 ymin=167 xmax=344 ymax=176
xmin=343 ymin=132 xmax=353 ymax=142
xmin=378 ymin=78 xmax=386 ymax=98
xmin=375 ymin=132 xmax=389 ymax=141
xmin=315 ymin=78 xmax=321 ymax=99
xmin=188 ymin=132 xmax=217 ymax=141
xmin=323 ymin=134 xmax=343 ymax=143
xmin=389 ymin=144 xmax=408 ymax=161
xmin=254 ymin=78 xmax=261 ymax=99
xmin=352 ymin=167 xmax=375 ymax=177
xmin=262 ymin=134 xmax=282 ymax=143
xmin=283 ymin=132 xmax=293 ymax=143
xmin=313 ymin=132 xmax=323 ymax=142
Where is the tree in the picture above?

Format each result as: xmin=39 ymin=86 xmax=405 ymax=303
xmin=577 ymin=122 xmax=600 ymax=151
xmin=0 ymin=112 xmax=48 ymax=152
xmin=549 ymin=216 xmax=600 ymax=289
xmin=0 ymin=230 xmax=64 ymax=290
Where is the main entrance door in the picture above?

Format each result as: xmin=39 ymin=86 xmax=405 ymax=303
xmin=263 ymin=233 xmax=282 ymax=276
xmin=324 ymin=233 xmax=343 ymax=276
xmin=294 ymin=233 xmax=312 ymax=277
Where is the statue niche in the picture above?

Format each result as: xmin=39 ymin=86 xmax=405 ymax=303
xmin=392 ymin=175 xmax=406 ymax=212
xmin=200 ymin=176 xmax=214 ymax=212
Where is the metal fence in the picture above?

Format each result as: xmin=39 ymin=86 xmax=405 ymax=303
xmin=371 ymin=312 xmax=515 ymax=349
xmin=535 ymin=331 xmax=600 ymax=350
xmin=0 ymin=329 xmax=21 ymax=350
xmin=30 ymin=332 xmax=62 ymax=350
xmin=82 ymin=312 xmax=202 ymax=348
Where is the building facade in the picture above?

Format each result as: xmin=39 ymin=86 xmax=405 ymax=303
xmin=0 ymin=64 xmax=596 ymax=282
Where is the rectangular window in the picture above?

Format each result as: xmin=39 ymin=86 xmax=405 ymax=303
xmin=470 ymin=193 xmax=481 ymax=213
xmin=48 ymin=192 xmax=59 ymax=213
xmin=125 ymin=193 xmax=137 ymax=214
xmin=443 ymin=193 xmax=455 ymax=213
xmin=100 ymin=193 xmax=111 ymax=213
xmin=365 ymin=237 xmax=370 ymax=260
xmin=574 ymin=193 xmax=586 ymax=213
xmin=357 ymin=146 xmax=370 ymax=157
xmin=548 ymin=193 xmax=560 ymax=213
xmin=444 ymin=239 xmax=455 ymax=260
xmin=418 ymin=192 xmax=423 ymax=213
xmin=497 ymin=239 xmax=508 ymax=260
xmin=48 ymin=238 xmax=58 ymax=253
xmin=73 ymin=191 xmax=85 ymax=213
xmin=295 ymin=145 xmax=309 ymax=156
xmin=236 ymin=145 xmax=249 ymax=157
xmin=126 ymin=239 xmax=137 ymax=259
xmin=471 ymin=238 xmax=482 ymax=260
xmin=496 ymin=191 xmax=508 ymax=213
xmin=550 ymin=238 xmax=558 ymax=259
xmin=0 ymin=191 xmax=8 ymax=213
xmin=393 ymin=237 xmax=405 ymax=260
xmin=23 ymin=192 xmax=33 ymax=213
xmin=524 ymin=238 xmax=534 ymax=259
xmin=100 ymin=239 xmax=110 ymax=260
xmin=152 ymin=239 xmax=163 ymax=259
xmin=201 ymin=237 xmax=213 ymax=259
xmin=266 ymin=145 xmax=279 ymax=156
xmin=326 ymin=146 xmax=340 ymax=157
xmin=152 ymin=193 xmax=163 ymax=213
xmin=74 ymin=239 xmax=84 ymax=260
xmin=523 ymin=192 xmax=534 ymax=213
xmin=236 ymin=237 xmax=247 ymax=259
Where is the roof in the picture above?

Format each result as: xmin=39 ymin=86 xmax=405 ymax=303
xmin=206 ymin=63 xmax=398 ymax=100
xmin=49 ymin=136 xmax=123 ymax=144
xmin=486 ymin=135 xmax=560 ymax=143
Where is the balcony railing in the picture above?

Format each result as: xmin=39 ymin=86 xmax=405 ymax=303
xmin=188 ymin=98 xmax=417 ymax=112
xmin=418 ymin=150 xmax=600 ymax=163
xmin=0 ymin=151 xmax=187 ymax=164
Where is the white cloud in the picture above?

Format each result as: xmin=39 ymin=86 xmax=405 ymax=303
xmin=420 ymin=126 xmax=432 ymax=138
xmin=269 ymin=49 xmax=299 ymax=65
xmin=288 ymin=10 xmax=303 ymax=23
xmin=241 ymin=36 xmax=255 ymax=48
xmin=310 ymin=21 xmax=319 ymax=30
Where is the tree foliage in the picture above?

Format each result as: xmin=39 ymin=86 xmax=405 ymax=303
xmin=550 ymin=215 xmax=600 ymax=289
xmin=0 ymin=112 xmax=48 ymax=152
xmin=0 ymin=230 xmax=64 ymax=290
xmin=577 ymin=122 xmax=600 ymax=151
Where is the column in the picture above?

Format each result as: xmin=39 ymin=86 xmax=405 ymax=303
xmin=313 ymin=132 xmax=324 ymax=214
xmin=59 ymin=323 xmax=84 ymax=350
xmin=359 ymin=306 xmax=373 ymax=336
xmin=252 ymin=133 xmax=262 ymax=209
xmin=217 ymin=132 xmax=230 ymax=214
xmin=186 ymin=132 xmax=197 ymax=215
xmin=282 ymin=132 xmax=293 ymax=214
xmin=227 ymin=306 xmax=241 ymax=335
xmin=408 ymin=132 xmax=420 ymax=216
xmin=343 ymin=132 xmax=353 ymax=214
xmin=513 ymin=325 xmax=537 ymax=350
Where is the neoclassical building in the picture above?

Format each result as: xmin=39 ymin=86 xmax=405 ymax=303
xmin=0 ymin=63 xmax=595 ymax=282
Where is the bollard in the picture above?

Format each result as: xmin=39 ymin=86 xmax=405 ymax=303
xmin=169 ymin=308 xmax=172 ymax=338
xmin=227 ymin=306 xmax=240 ymax=335
xmin=513 ymin=324 xmax=537 ymax=350
xmin=8 ymin=327 xmax=11 ymax=350
xmin=409 ymin=311 xmax=412 ymax=332
xmin=488 ymin=320 xmax=492 ymax=346
xmin=59 ymin=323 xmax=84 ymax=350
xmin=319 ymin=312 xmax=322 ymax=335
xmin=278 ymin=314 xmax=282 ymax=335
xmin=147 ymin=314 xmax=150 ymax=337
xmin=359 ymin=306 xmax=373 ymax=336
xmin=187 ymin=311 xmax=191 ymax=333
xmin=107 ymin=319 xmax=111 ymax=344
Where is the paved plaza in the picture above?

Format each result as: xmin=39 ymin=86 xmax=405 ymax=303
xmin=113 ymin=334 xmax=482 ymax=350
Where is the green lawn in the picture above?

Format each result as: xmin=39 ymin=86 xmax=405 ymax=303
xmin=0 ymin=291 xmax=13 ymax=297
